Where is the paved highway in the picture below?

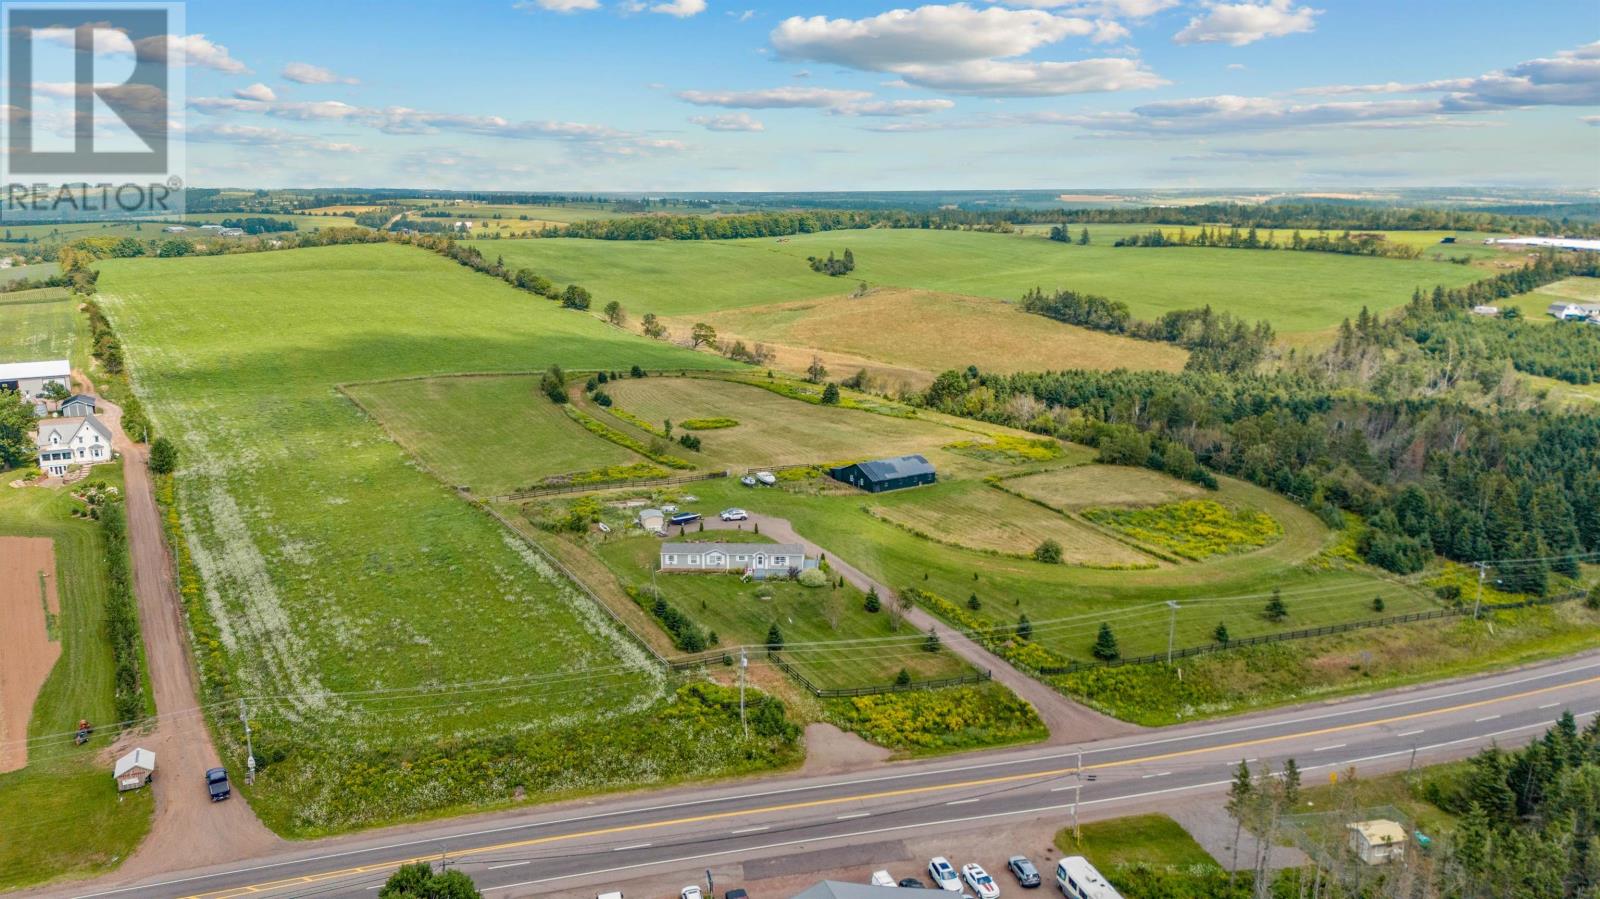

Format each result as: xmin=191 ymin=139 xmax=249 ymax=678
xmin=68 ymin=653 xmax=1600 ymax=899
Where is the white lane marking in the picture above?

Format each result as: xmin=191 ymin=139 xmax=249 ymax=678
xmin=730 ymin=826 xmax=769 ymax=835
xmin=1050 ymin=786 xmax=1079 ymax=792
xmin=1475 ymin=715 xmax=1500 ymax=723
xmin=837 ymin=812 xmax=871 ymax=820
xmin=1538 ymin=703 xmax=1560 ymax=710
xmin=1140 ymin=772 xmax=1172 ymax=779
xmin=1313 ymin=744 xmax=1346 ymax=752
xmin=1396 ymin=730 xmax=1424 ymax=737
xmin=612 ymin=843 xmax=652 ymax=851
xmin=488 ymin=862 xmax=529 ymax=870
xmin=946 ymin=798 xmax=981 ymax=805
xmin=71 ymin=660 xmax=1600 ymax=899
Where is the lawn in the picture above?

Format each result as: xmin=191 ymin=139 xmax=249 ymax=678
xmin=867 ymin=479 xmax=1157 ymax=567
xmin=345 ymin=374 xmax=644 ymax=494
xmin=0 ymin=464 xmax=154 ymax=891
xmin=0 ymin=291 xmax=75 ymax=359
xmin=596 ymin=533 xmax=974 ymax=690
xmin=93 ymin=242 xmax=810 ymax=835
xmin=1056 ymin=813 xmax=1218 ymax=869
xmin=474 ymin=228 xmax=1487 ymax=335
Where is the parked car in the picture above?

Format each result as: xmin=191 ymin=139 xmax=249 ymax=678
xmin=720 ymin=508 xmax=749 ymax=521
xmin=680 ymin=887 xmax=703 ymax=899
xmin=1006 ymin=856 xmax=1041 ymax=888
xmin=1055 ymin=857 xmax=1121 ymax=899
xmin=669 ymin=512 xmax=702 ymax=526
xmin=962 ymin=863 xmax=1000 ymax=899
xmin=754 ymin=471 xmax=776 ymax=486
xmin=870 ymin=870 xmax=896 ymax=887
xmin=724 ymin=890 xmax=748 ymax=899
xmin=204 ymin=767 xmax=230 ymax=802
xmin=662 ymin=504 xmax=679 ymax=513
xmin=740 ymin=475 xmax=757 ymax=487
xmin=596 ymin=892 xmax=624 ymax=899
xmin=898 ymin=878 xmax=929 ymax=889
xmin=928 ymin=857 xmax=961 ymax=892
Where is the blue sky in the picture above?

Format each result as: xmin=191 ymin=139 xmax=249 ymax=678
xmin=161 ymin=0 xmax=1600 ymax=190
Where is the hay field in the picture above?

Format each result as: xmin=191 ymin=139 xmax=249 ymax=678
xmin=0 ymin=292 xmax=74 ymax=359
xmin=1006 ymin=465 xmax=1209 ymax=511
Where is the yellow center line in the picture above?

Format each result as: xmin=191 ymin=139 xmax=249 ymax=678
xmin=182 ymin=673 xmax=1600 ymax=898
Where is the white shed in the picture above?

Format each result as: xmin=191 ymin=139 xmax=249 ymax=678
xmin=1347 ymin=819 xmax=1406 ymax=865
xmin=114 ymin=747 xmax=156 ymax=792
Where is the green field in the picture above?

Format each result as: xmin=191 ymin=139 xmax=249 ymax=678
xmin=472 ymin=228 xmax=1487 ymax=335
xmin=1007 ymin=464 xmax=1209 ymax=510
xmin=1503 ymin=276 xmax=1600 ymax=321
xmin=0 ymin=292 xmax=74 ymax=359
xmin=94 ymin=243 xmax=813 ymax=835
xmin=0 ymin=464 xmax=154 ymax=892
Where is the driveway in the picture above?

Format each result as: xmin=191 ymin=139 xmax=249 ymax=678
xmin=700 ymin=513 xmax=1138 ymax=743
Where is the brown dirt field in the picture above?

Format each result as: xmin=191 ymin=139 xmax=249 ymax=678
xmin=0 ymin=536 xmax=61 ymax=773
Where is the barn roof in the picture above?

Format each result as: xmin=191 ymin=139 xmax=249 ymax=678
xmin=854 ymin=454 xmax=935 ymax=482
xmin=0 ymin=359 xmax=70 ymax=381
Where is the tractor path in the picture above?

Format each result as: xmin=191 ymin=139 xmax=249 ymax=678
xmin=701 ymin=513 xmax=1138 ymax=744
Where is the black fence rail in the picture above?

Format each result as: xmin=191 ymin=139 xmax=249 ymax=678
xmin=493 ymin=470 xmax=728 ymax=502
xmin=1032 ymin=590 xmax=1586 ymax=677
xmin=767 ymin=650 xmax=991 ymax=698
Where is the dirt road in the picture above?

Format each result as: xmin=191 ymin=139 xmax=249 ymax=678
xmin=0 ymin=536 xmax=62 ymax=773
xmin=701 ymin=513 xmax=1137 ymax=743
xmin=90 ymin=386 xmax=281 ymax=878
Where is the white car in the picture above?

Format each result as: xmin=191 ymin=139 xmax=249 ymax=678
xmin=928 ymin=857 xmax=962 ymax=892
xmin=662 ymin=504 xmax=679 ymax=513
xmin=962 ymin=863 xmax=1000 ymax=899
xmin=680 ymin=888 xmax=702 ymax=899
xmin=869 ymin=870 xmax=895 ymax=887
xmin=720 ymin=508 xmax=749 ymax=521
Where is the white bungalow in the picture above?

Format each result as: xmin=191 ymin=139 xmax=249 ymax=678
xmin=659 ymin=542 xmax=816 ymax=579
xmin=35 ymin=414 xmax=113 ymax=477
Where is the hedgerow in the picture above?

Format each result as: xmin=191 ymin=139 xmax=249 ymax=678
xmin=99 ymin=501 xmax=147 ymax=722
xmin=530 ymin=461 xmax=670 ymax=490
xmin=680 ymin=417 xmax=739 ymax=430
xmin=562 ymin=405 xmax=693 ymax=469
xmin=823 ymin=683 xmax=1045 ymax=753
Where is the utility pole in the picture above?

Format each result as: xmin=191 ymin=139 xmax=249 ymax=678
xmin=1472 ymin=562 xmax=1486 ymax=619
xmin=238 ymin=698 xmax=255 ymax=785
xmin=739 ymin=647 xmax=748 ymax=739
xmin=1165 ymin=600 xmax=1180 ymax=665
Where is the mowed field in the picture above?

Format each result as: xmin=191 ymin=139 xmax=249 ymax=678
xmin=1503 ymin=276 xmax=1600 ymax=321
xmin=95 ymin=243 xmax=743 ymax=833
xmin=0 ymin=291 xmax=74 ymax=359
xmin=472 ymin=228 xmax=1488 ymax=335
xmin=1006 ymin=465 xmax=1209 ymax=511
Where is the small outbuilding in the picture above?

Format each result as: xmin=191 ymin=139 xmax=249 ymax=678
xmin=1469 ymin=305 xmax=1500 ymax=317
xmin=637 ymin=508 xmax=665 ymax=533
xmin=828 ymin=454 xmax=936 ymax=493
xmin=114 ymin=747 xmax=156 ymax=792
xmin=1347 ymin=819 xmax=1407 ymax=865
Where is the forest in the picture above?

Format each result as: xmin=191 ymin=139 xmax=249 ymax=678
xmin=1017 ymin=287 xmax=1275 ymax=374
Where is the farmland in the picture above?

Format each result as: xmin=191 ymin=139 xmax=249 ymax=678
xmin=93 ymin=242 xmax=821 ymax=835
xmin=472 ymin=227 xmax=1488 ymax=336
xmin=0 ymin=290 xmax=74 ymax=359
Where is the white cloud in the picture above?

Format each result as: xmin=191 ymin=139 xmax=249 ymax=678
xmin=157 ymin=34 xmax=249 ymax=73
xmin=1029 ymin=95 xmax=1452 ymax=135
xmin=1173 ymin=1 xmax=1319 ymax=47
xmin=1226 ymin=62 xmax=1247 ymax=71
xmin=1300 ymin=42 xmax=1600 ymax=110
xmin=514 ymin=0 xmax=602 ymax=11
xmin=993 ymin=0 xmax=1179 ymax=15
xmin=829 ymin=98 xmax=956 ymax=116
xmin=281 ymin=62 xmax=360 ymax=85
xmin=772 ymin=4 xmax=1101 ymax=69
xmin=676 ymin=86 xmax=872 ymax=108
xmin=234 ymin=83 xmax=277 ymax=103
xmin=893 ymin=57 xmax=1166 ymax=96
xmin=646 ymin=0 xmax=706 ymax=16
xmin=37 ymin=29 xmax=249 ymax=74
xmin=689 ymin=113 xmax=766 ymax=131
xmin=186 ymin=123 xmax=362 ymax=153
xmin=1584 ymin=114 xmax=1600 ymax=126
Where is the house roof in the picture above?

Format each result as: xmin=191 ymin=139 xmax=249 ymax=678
xmin=62 ymin=394 xmax=95 ymax=406
xmin=661 ymin=542 xmax=806 ymax=557
xmin=114 ymin=747 xmax=156 ymax=777
xmin=34 ymin=414 xmax=112 ymax=449
xmin=852 ymin=453 xmax=935 ymax=482
xmin=1348 ymin=819 xmax=1407 ymax=846
xmin=0 ymin=359 xmax=70 ymax=381
xmin=791 ymin=881 xmax=907 ymax=899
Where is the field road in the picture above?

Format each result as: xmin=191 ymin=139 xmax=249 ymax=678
xmin=89 ymin=385 xmax=282 ymax=880
xmin=700 ymin=513 xmax=1137 ymax=743
xmin=52 ymin=652 xmax=1600 ymax=899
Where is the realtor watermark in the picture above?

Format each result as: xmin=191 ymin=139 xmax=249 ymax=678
xmin=1 ymin=2 xmax=185 ymax=222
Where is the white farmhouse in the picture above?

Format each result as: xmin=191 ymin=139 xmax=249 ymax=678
xmin=659 ymin=542 xmax=816 ymax=579
xmin=35 ymin=414 xmax=113 ymax=477
xmin=0 ymin=359 xmax=70 ymax=399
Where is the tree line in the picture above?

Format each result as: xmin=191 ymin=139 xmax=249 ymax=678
xmin=1017 ymin=287 xmax=1276 ymax=374
xmin=1112 ymin=226 xmax=1425 ymax=260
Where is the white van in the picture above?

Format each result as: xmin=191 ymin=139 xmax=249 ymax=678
xmin=1055 ymin=857 xmax=1121 ymax=899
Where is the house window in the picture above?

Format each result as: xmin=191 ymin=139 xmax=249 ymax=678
xmin=735 ymin=554 xmax=748 ymax=562
xmin=688 ymin=555 xmax=700 ymax=565
xmin=665 ymin=555 xmax=677 ymax=564
xmin=772 ymin=556 xmax=787 ymax=565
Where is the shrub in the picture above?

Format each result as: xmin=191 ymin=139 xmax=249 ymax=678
xmin=923 ymin=627 xmax=942 ymax=653
xmin=1016 ymin=614 xmax=1032 ymax=640
xmin=822 ymin=683 xmax=1046 ymax=752
xmin=968 ymin=592 xmax=981 ymax=611
xmin=539 ymin=365 xmax=568 ymax=404
xmin=798 ymin=568 xmax=829 ymax=588
xmin=630 ymin=365 xmax=645 ymax=377
xmin=894 ymin=668 xmax=912 ymax=687
xmin=1371 ymin=595 xmax=1385 ymax=613
xmin=1033 ymin=539 xmax=1064 ymax=564
xmin=1213 ymin=622 xmax=1230 ymax=644
xmin=593 ymin=391 xmax=613 ymax=407
xmin=678 ymin=434 xmax=702 ymax=451
xmin=147 ymin=436 xmax=178 ymax=474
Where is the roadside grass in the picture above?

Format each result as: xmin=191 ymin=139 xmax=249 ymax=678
xmin=474 ymin=228 xmax=1487 ymax=335
xmin=1006 ymin=464 xmax=1208 ymax=510
xmin=345 ymin=374 xmax=642 ymax=494
xmin=93 ymin=243 xmax=802 ymax=835
xmin=1055 ymin=813 xmax=1219 ymax=869
xmin=821 ymin=682 xmax=1046 ymax=756
xmin=0 ymin=462 xmax=153 ymax=892
xmin=0 ymin=292 xmax=74 ymax=359
xmin=867 ymin=479 xmax=1156 ymax=567
xmin=594 ymin=533 xmax=973 ymax=689
xmin=682 ymin=287 xmax=1190 ymax=378
xmin=1295 ymin=763 xmax=1466 ymax=837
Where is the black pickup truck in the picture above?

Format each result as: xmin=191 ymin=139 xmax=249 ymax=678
xmin=205 ymin=767 xmax=231 ymax=801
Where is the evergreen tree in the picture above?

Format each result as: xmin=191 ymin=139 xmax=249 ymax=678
xmin=820 ymin=383 xmax=841 ymax=405
xmin=1077 ymin=227 xmax=1090 ymax=245
xmin=765 ymin=622 xmax=784 ymax=651
xmin=1213 ymin=622 xmax=1230 ymax=645
xmin=923 ymin=627 xmax=941 ymax=653
xmin=1264 ymin=589 xmax=1288 ymax=622
xmin=1091 ymin=622 xmax=1120 ymax=661
xmin=1016 ymin=613 xmax=1032 ymax=640
xmin=968 ymin=592 xmax=981 ymax=611
xmin=864 ymin=586 xmax=881 ymax=613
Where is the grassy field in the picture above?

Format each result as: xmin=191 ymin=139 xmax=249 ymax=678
xmin=0 ymin=463 xmax=154 ymax=891
xmin=0 ymin=262 xmax=61 ymax=285
xmin=345 ymin=374 xmax=643 ymax=494
xmin=1056 ymin=813 xmax=1218 ymax=869
xmin=1006 ymin=464 xmax=1209 ymax=510
xmin=94 ymin=242 xmax=794 ymax=835
xmin=596 ymin=533 xmax=974 ymax=689
xmin=1503 ymin=275 xmax=1600 ymax=320
xmin=473 ymin=228 xmax=1487 ymax=335
xmin=868 ymin=479 xmax=1156 ymax=566
xmin=685 ymin=287 xmax=1189 ymax=380
xmin=0 ymin=292 xmax=74 ymax=359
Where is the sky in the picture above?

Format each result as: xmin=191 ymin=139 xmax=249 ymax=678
xmin=87 ymin=0 xmax=1600 ymax=190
